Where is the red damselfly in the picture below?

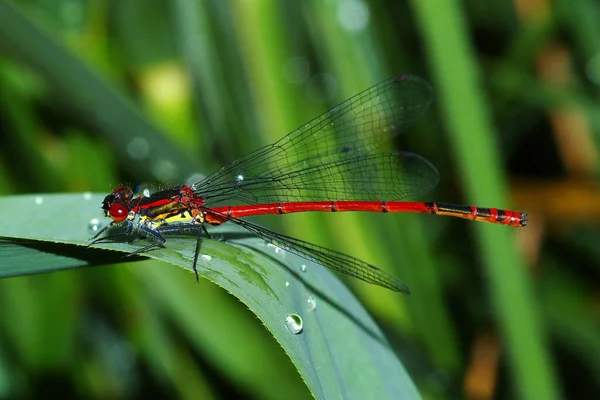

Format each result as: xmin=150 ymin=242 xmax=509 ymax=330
xmin=90 ymin=75 xmax=526 ymax=294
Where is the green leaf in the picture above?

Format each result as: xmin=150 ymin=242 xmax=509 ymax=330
xmin=0 ymin=193 xmax=419 ymax=399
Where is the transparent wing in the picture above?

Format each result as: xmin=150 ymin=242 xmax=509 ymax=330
xmin=193 ymin=75 xmax=434 ymax=205
xmin=208 ymin=210 xmax=411 ymax=293
xmin=199 ymin=152 xmax=439 ymax=205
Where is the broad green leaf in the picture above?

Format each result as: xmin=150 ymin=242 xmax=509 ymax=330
xmin=0 ymin=194 xmax=419 ymax=399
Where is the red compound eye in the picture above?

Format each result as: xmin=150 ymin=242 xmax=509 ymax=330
xmin=108 ymin=203 xmax=129 ymax=222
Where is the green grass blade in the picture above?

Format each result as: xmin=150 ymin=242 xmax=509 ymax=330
xmin=413 ymin=0 xmax=560 ymax=398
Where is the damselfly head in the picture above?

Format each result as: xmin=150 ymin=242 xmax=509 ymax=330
xmin=101 ymin=186 xmax=135 ymax=222
xmin=110 ymin=186 xmax=134 ymax=201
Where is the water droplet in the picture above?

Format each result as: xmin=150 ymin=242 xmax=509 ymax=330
xmin=133 ymin=183 xmax=151 ymax=197
xmin=285 ymin=281 xmax=290 ymax=287
xmin=337 ymin=0 xmax=369 ymax=31
xmin=201 ymin=254 xmax=212 ymax=262
xmin=82 ymin=192 xmax=92 ymax=200
xmin=34 ymin=196 xmax=43 ymax=205
xmin=267 ymin=243 xmax=284 ymax=255
xmin=186 ymin=172 xmax=206 ymax=187
xmin=301 ymin=264 xmax=307 ymax=272
xmin=285 ymin=314 xmax=303 ymax=334
xmin=236 ymin=174 xmax=244 ymax=182
xmin=127 ymin=137 xmax=150 ymax=160
xmin=306 ymin=294 xmax=317 ymax=312
xmin=88 ymin=218 xmax=102 ymax=233
xmin=151 ymin=159 xmax=179 ymax=182
xmin=211 ymin=234 xmax=226 ymax=242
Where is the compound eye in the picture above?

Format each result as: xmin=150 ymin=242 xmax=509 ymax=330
xmin=108 ymin=203 xmax=129 ymax=222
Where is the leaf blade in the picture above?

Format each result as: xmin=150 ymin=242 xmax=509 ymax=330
xmin=0 ymin=193 xmax=419 ymax=399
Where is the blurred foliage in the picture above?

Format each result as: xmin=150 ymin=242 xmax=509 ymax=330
xmin=0 ymin=0 xmax=599 ymax=399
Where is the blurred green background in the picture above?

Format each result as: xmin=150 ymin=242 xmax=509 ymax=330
xmin=0 ymin=0 xmax=598 ymax=398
